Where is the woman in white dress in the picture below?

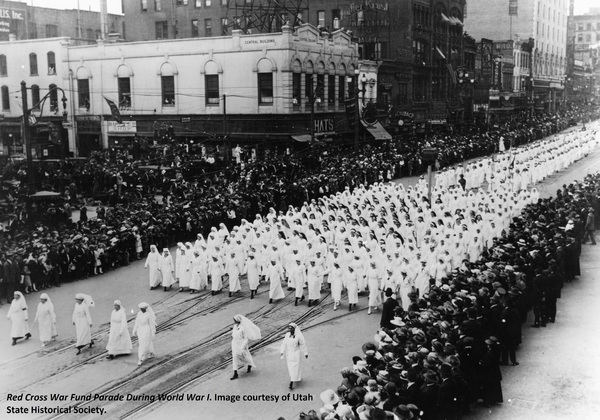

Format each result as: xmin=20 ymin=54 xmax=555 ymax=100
xmin=266 ymin=259 xmax=286 ymax=304
xmin=106 ymin=300 xmax=132 ymax=360
xmin=72 ymin=293 xmax=94 ymax=354
xmin=245 ymin=253 xmax=260 ymax=299
xmin=189 ymin=249 xmax=207 ymax=293
xmin=144 ymin=245 xmax=161 ymax=289
xmin=159 ymin=248 xmax=175 ymax=291
xmin=132 ymin=302 xmax=156 ymax=366
xmin=34 ymin=293 xmax=57 ymax=348
xmin=230 ymin=314 xmax=261 ymax=380
xmin=8 ymin=291 xmax=31 ymax=346
xmin=176 ymin=245 xmax=192 ymax=292
xmin=280 ymin=323 xmax=308 ymax=390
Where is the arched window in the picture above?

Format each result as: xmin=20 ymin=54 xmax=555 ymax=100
xmin=292 ymin=59 xmax=302 ymax=107
xmin=328 ymin=63 xmax=336 ymax=105
xmin=49 ymin=84 xmax=58 ymax=111
xmin=1 ymin=85 xmax=9 ymax=111
xmin=47 ymin=52 xmax=56 ymax=75
xmin=31 ymin=85 xmax=40 ymax=110
xmin=304 ymin=61 xmax=314 ymax=105
xmin=29 ymin=53 xmax=38 ymax=76
xmin=0 ymin=55 xmax=7 ymax=76
xmin=159 ymin=62 xmax=177 ymax=106
xmin=257 ymin=59 xmax=273 ymax=105
xmin=338 ymin=63 xmax=346 ymax=104
xmin=204 ymin=61 xmax=220 ymax=106
xmin=76 ymin=67 xmax=91 ymax=110
xmin=117 ymin=64 xmax=133 ymax=109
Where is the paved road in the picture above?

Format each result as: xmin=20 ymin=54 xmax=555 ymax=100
xmin=0 ymin=124 xmax=599 ymax=420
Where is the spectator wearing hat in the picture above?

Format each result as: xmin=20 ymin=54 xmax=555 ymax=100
xmin=380 ymin=288 xmax=399 ymax=329
xmin=531 ymin=268 xmax=548 ymax=328
xmin=480 ymin=337 xmax=503 ymax=407
xmin=582 ymin=208 xmax=596 ymax=245
xmin=417 ymin=370 xmax=439 ymax=420
xmin=500 ymin=299 xmax=521 ymax=366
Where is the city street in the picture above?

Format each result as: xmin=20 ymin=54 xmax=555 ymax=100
xmin=1 ymin=129 xmax=600 ymax=420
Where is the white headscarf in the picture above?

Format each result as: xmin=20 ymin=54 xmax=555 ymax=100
xmin=8 ymin=291 xmax=27 ymax=316
xmin=233 ymin=314 xmax=261 ymax=340
xmin=288 ymin=322 xmax=304 ymax=341
xmin=138 ymin=302 xmax=156 ymax=332
xmin=40 ymin=293 xmax=54 ymax=311
xmin=75 ymin=293 xmax=95 ymax=307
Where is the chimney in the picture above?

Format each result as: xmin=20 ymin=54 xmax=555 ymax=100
xmin=100 ymin=0 xmax=108 ymax=40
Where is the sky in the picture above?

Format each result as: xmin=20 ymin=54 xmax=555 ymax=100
xmin=18 ymin=0 xmax=600 ymax=17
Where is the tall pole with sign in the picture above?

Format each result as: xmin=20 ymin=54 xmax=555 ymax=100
xmin=21 ymin=81 xmax=35 ymax=194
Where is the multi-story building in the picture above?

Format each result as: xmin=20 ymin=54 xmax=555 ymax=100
xmin=465 ymin=0 xmax=569 ymax=111
xmin=0 ymin=0 xmax=123 ymax=41
xmin=1 ymin=23 xmax=360 ymax=157
xmin=123 ymin=0 xmax=469 ymax=131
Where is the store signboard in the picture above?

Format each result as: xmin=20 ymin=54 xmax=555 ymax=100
xmin=107 ymin=120 xmax=137 ymax=134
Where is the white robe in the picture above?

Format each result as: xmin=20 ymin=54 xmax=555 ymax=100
xmin=72 ymin=302 xmax=92 ymax=347
xmin=8 ymin=298 xmax=30 ymax=339
xmin=280 ymin=332 xmax=308 ymax=382
xmin=159 ymin=254 xmax=176 ymax=287
xmin=106 ymin=308 xmax=132 ymax=356
xmin=144 ymin=251 xmax=161 ymax=287
xmin=266 ymin=263 xmax=286 ymax=300
xmin=34 ymin=301 xmax=57 ymax=343
xmin=190 ymin=254 xmax=208 ymax=291
xmin=245 ymin=257 xmax=260 ymax=291
xmin=176 ymin=251 xmax=192 ymax=288
xmin=231 ymin=325 xmax=255 ymax=371
xmin=133 ymin=311 xmax=156 ymax=362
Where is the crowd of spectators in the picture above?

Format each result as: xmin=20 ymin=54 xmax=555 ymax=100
xmin=292 ymin=173 xmax=599 ymax=420
xmin=0 ymin=106 xmax=597 ymax=305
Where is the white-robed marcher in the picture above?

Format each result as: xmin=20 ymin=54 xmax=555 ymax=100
xmin=72 ymin=293 xmax=94 ymax=354
xmin=266 ymin=259 xmax=286 ymax=303
xmin=306 ymin=260 xmax=322 ymax=306
xmin=245 ymin=253 xmax=260 ymax=299
xmin=144 ymin=245 xmax=161 ymax=289
xmin=280 ymin=322 xmax=309 ymax=390
xmin=34 ymin=293 xmax=56 ymax=347
xmin=8 ymin=291 xmax=31 ymax=345
xmin=225 ymin=252 xmax=242 ymax=297
xmin=132 ymin=302 xmax=156 ymax=366
xmin=106 ymin=300 xmax=133 ymax=359
xmin=176 ymin=244 xmax=192 ymax=292
xmin=230 ymin=314 xmax=262 ymax=380
xmin=159 ymin=248 xmax=176 ymax=291
xmin=189 ymin=249 xmax=208 ymax=293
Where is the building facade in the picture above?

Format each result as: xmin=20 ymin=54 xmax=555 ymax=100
xmin=465 ymin=0 xmax=569 ymax=111
xmin=63 ymin=24 xmax=358 ymax=155
xmin=122 ymin=0 xmax=471 ymax=130
xmin=0 ymin=0 xmax=123 ymax=41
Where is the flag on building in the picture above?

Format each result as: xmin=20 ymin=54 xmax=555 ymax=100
xmin=103 ymin=96 xmax=123 ymax=124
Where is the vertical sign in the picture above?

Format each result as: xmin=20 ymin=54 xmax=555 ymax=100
xmin=509 ymin=0 xmax=518 ymax=16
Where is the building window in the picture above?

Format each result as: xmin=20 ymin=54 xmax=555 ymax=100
xmin=78 ymin=79 xmax=90 ymax=109
xmin=305 ymin=74 xmax=313 ymax=104
xmin=1 ymin=85 xmax=9 ymax=111
xmin=29 ymin=53 xmax=38 ymax=76
xmin=338 ymin=75 xmax=345 ymax=103
xmin=292 ymin=72 xmax=301 ymax=106
xmin=176 ymin=0 xmax=188 ymax=5
xmin=413 ymin=40 xmax=428 ymax=65
xmin=332 ymin=9 xmax=340 ymax=29
xmin=317 ymin=10 xmax=325 ymax=28
xmin=206 ymin=0 xmax=211 ymax=6
xmin=142 ymin=0 xmax=148 ymax=11
xmin=0 ymin=55 xmax=6 ymax=76
xmin=155 ymin=0 xmax=161 ymax=11
xmin=46 ymin=24 xmax=58 ymax=37
xmin=49 ymin=84 xmax=58 ymax=111
xmin=586 ymin=34 xmax=591 ymax=42
xmin=161 ymin=76 xmax=175 ymax=105
xmin=195 ymin=0 xmax=202 ymax=7
xmin=316 ymin=74 xmax=324 ymax=104
xmin=221 ymin=17 xmax=228 ymax=35
xmin=118 ymin=77 xmax=131 ymax=109
xmin=205 ymin=19 xmax=212 ymax=36
xmin=258 ymin=73 xmax=273 ymax=104
xmin=328 ymin=75 xmax=336 ymax=105
xmin=156 ymin=21 xmax=168 ymax=39
xmin=398 ymin=83 xmax=408 ymax=105
xmin=192 ymin=19 xmax=199 ymax=37
xmin=31 ymin=84 xmax=40 ymax=110
xmin=205 ymin=74 xmax=219 ymax=105
xmin=47 ymin=52 xmax=56 ymax=75
xmin=577 ymin=34 xmax=583 ymax=42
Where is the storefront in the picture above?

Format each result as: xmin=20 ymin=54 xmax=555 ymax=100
xmin=75 ymin=115 xmax=102 ymax=157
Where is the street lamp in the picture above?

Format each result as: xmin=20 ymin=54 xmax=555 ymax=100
xmin=20 ymin=81 xmax=68 ymax=194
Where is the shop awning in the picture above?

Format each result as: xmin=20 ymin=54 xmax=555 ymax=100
xmin=361 ymin=121 xmax=392 ymax=141
xmin=291 ymin=134 xmax=312 ymax=142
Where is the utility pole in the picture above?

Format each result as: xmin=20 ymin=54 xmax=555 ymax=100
xmin=354 ymin=70 xmax=360 ymax=149
xmin=21 ymin=81 xmax=35 ymax=194
xmin=223 ymin=93 xmax=230 ymax=162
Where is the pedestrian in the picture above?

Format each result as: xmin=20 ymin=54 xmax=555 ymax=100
xmin=266 ymin=259 xmax=286 ymax=304
xmin=380 ymin=288 xmax=399 ymax=329
xmin=159 ymin=248 xmax=175 ymax=292
xmin=144 ymin=245 xmax=161 ymax=290
xmin=225 ymin=251 xmax=242 ymax=297
xmin=245 ymin=253 xmax=260 ymax=299
xmin=34 ymin=293 xmax=57 ymax=348
xmin=132 ymin=302 xmax=156 ymax=366
xmin=7 ymin=291 xmax=31 ymax=346
xmin=72 ymin=293 xmax=94 ymax=355
xmin=582 ymin=208 xmax=596 ymax=245
xmin=230 ymin=314 xmax=261 ymax=380
xmin=280 ymin=322 xmax=308 ymax=390
xmin=106 ymin=300 xmax=133 ymax=360
xmin=176 ymin=244 xmax=192 ymax=292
